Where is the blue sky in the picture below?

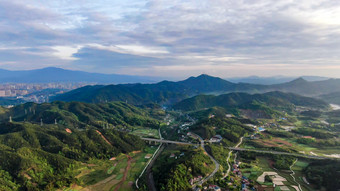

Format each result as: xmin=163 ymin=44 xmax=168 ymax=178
xmin=1 ymin=0 xmax=340 ymax=78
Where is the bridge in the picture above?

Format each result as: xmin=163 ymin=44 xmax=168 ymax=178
xmin=142 ymin=138 xmax=337 ymax=160
xmin=227 ymin=147 xmax=332 ymax=160
xmin=141 ymin=138 xmax=197 ymax=145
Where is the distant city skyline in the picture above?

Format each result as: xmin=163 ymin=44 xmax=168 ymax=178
xmin=1 ymin=1 xmax=340 ymax=78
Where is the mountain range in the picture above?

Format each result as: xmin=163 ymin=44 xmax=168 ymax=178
xmin=52 ymin=74 xmax=340 ymax=105
xmin=0 ymin=67 xmax=331 ymax=85
xmin=227 ymin=75 xmax=329 ymax=85
xmin=172 ymin=91 xmax=328 ymax=112
xmin=0 ymin=67 xmax=162 ymax=84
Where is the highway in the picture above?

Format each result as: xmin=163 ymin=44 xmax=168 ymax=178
xmin=142 ymin=137 xmax=338 ymax=160
xmin=226 ymin=147 xmax=334 ymax=160
xmin=141 ymin=137 xmax=197 ymax=145
xmin=136 ymin=129 xmax=164 ymax=190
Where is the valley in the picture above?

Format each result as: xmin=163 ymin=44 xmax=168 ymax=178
xmin=0 ymin=75 xmax=339 ymax=191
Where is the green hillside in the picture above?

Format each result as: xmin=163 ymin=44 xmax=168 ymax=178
xmin=0 ymin=122 xmax=145 ymax=190
xmin=51 ymin=74 xmax=266 ymax=105
xmin=319 ymin=91 xmax=340 ymax=105
xmin=0 ymin=101 xmax=160 ymax=130
xmin=51 ymin=74 xmax=340 ymax=105
xmin=173 ymin=91 xmax=328 ymax=114
xmin=190 ymin=116 xmax=253 ymax=144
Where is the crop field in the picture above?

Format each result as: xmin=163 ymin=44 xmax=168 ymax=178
xmin=130 ymin=127 xmax=159 ymax=138
xmin=65 ymin=146 xmax=157 ymax=191
xmin=239 ymin=156 xmax=315 ymax=191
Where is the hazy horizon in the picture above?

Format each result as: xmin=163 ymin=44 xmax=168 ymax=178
xmin=1 ymin=1 xmax=340 ymax=78
xmin=0 ymin=66 xmax=335 ymax=81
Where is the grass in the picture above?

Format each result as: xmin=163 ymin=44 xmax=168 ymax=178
xmin=131 ymin=127 xmax=159 ymax=138
xmin=67 ymin=146 xmax=157 ymax=191
xmin=78 ymin=159 xmax=117 ymax=186
xmin=240 ymin=156 xmax=315 ymax=191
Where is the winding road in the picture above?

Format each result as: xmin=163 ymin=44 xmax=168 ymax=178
xmin=190 ymin=132 xmax=220 ymax=187
xmin=222 ymin=136 xmax=243 ymax=179
xmin=290 ymin=159 xmax=302 ymax=191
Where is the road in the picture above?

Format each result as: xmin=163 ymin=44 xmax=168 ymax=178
xmin=227 ymin=147 xmax=334 ymax=160
xmin=135 ymin=128 xmax=164 ymax=190
xmin=142 ymin=137 xmax=338 ymax=160
xmin=190 ymin=132 xmax=220 ymax=187
xmin=114 ymin=155 xmax=132 ymax=191
xmin=141 ymin=137 xmax=196 ymax=145
xmin=222 ymin=136 xmax=243 ymax=179
xmin=290 ymin=159 xmax=302 ymax=191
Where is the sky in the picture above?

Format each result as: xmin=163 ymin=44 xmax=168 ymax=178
xmin=1 ymin=0 xmax=340 ymax=78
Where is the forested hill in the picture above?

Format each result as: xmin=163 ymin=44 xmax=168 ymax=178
xmin=173 ymin=91 xmax=329 ymax=112
xmin=51 ymin=74 xmax=243 ymax=104
xmin=0 ymin=101 xmax=160 ymax=130
xmin=319 ymin=91 xmax=340 ymax=105
xmin=0 ymin=122 xmax=145 ymax=190
xmin=52 ymin=74 xmax=340 ymax=105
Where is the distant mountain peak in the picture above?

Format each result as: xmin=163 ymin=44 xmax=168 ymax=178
xmin=186 ymin=74 xmax=225 ymax=81
xmin=289 ymin=77 xmax=308 ymax=84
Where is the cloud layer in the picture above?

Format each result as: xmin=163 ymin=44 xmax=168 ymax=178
xmin=1 ymin=0 xmax=340 ymax=78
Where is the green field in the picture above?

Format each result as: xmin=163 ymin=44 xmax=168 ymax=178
xmin=239 ymin=156 xmax=315 ymax=191
xmin=130 ymin=128 xmax=159 ymax=138
xmin=64 ymin=146 xmax=157 ymax=191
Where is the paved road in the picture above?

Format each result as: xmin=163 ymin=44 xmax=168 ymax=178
xmin=190 ymin=132 xmax=220 ymax=187
xmin=141 ymin=137 xmax=197 ymax=145
xmin=135 ymin=128 xmax=165 ymax=190
xmin=227 ymin=147 xmax=334 ymax=160
xmin=143 ymin=137 xmax=338 ymax=160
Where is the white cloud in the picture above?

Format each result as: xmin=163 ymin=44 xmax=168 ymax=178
xmin=51 ymin=46 xmax=83 ymax=60
xmin=1 ymin=0 xmax=340 ymax=78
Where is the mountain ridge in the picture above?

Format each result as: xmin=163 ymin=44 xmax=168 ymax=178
xmin=0 ymin=67 xmax=162 ymax=84
xmin=52 ymin=74 xmax=340 ymax=105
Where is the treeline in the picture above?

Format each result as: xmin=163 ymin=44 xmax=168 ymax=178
xmin=191 ymin=116 xmax=252 ymax=144
xmin=152 ymin=147 xmax=214 ymax=191
xmin=0 ymin=101 xmax=160 ymax=130
xmin=173 ymin=91 xmax=328 ymax=113
xmin=292 ymin=128 xmax=335 ymax=139
xmin=0 ymin=122 xmax=145 ymax=190
xmin=305 ymin=160 xmax=340 ymax=190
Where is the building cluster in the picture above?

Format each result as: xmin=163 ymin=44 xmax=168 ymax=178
xmin=0 ymin=83 xmax=88 ymax=97
xmin=209 ymin=135 xmax=223 ymax=143
xmin=189 ymin=176 xmax=203 ymax=185
xmin=229 ymin=161 xmax=251 ymax=191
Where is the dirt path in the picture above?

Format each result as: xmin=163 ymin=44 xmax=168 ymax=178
xmin=95 ymin=130 xmax=113 ymax=146
xmin=113 ymin=155 xmax=132 ymax=191
xmin=290 ymin=159 xmax=302 ymax=191
xmin=87 ymin=173 xmax=119 ymax=191
xmin=222 ymin=136 xmax=243 ymax=179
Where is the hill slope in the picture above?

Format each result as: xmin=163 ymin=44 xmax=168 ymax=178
xmin=52 ymin=74 xmax=340 ymax=105
xmin=173 ymin=91 xmax=328 ymax=113
xmin=0 ymin=101 xmax=160 ymax=130
xmin=319 ymin=92 xmax=340 ymax=105
xmin=0 ymin=122 xmax=145 ymax=190
xmin=52 ymin=74 xmax=266 ymax=104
